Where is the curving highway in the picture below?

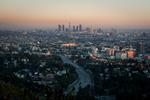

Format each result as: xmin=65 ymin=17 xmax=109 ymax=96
xmin=60 ymin=55 xmax=92 ymax=94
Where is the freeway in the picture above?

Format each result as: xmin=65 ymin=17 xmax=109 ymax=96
xmin=60 ymin=55 xmax=92 ymax=94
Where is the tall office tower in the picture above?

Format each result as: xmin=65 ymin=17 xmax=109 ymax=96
xmin=73 ymin=26 xmax=76 ymax=32
xmin=79 ymin=24 xmax=82 ymax=32
xmin=58 ymin=24 xmax=61 ymax=31
xmin=69 ymin=22 xmax=71 ymax=31
xmin=85 ymin=27 xmax=91 ymax=33
xmin=76 ymin=25 xmax=79 ymax=32
xmin=62 ymin=25 xmax=65 ymax=32
xmin=97 ymin=28 xmax=103 ymax=33
xmin=90 ymin=25 xmax=93 ymax=33
xmin=140 ymin=41 xmax=144 ymax=54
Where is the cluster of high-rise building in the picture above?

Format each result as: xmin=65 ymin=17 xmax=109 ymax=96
xmin=57 ymin=24 xmax=119 ymax=35
xmin=57 ymin=24 xmax=82 ymax=32
xmin=72 ymin=24 xmax=82 ymax=32
xmin=58 ymin=24 xmax=65 ymax=32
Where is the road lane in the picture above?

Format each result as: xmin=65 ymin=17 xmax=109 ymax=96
xmin=60 ymin=55 xmax=92 ymax=94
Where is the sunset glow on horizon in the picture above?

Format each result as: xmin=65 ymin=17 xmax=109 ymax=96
xmin=0 ymin=0 xmax=150 ymax=29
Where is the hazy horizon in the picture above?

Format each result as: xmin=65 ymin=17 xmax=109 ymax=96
xmin=0 ymin=0 xmax=150 ymax=29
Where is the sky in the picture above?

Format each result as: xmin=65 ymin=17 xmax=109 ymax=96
xmin=0 ymin=0 xmax=150 ymax=29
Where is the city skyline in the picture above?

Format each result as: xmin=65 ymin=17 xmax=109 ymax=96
xmin=0 ymin=0 xmax=150 ymax=29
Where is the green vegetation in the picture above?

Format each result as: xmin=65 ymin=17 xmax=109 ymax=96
xmin=0 ymin=53 xmax=77 ymax=100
